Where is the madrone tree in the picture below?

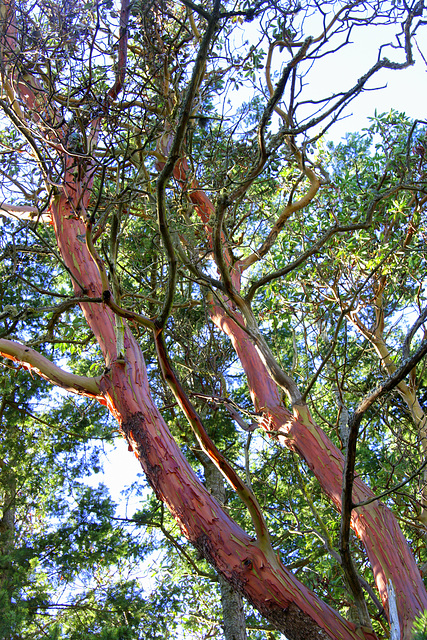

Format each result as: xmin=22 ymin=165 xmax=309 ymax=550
xmin=1 ymin=0 xmax=427 ymax=638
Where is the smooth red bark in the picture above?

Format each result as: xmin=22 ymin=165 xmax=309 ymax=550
xmin=48 ymin=194 xmax=378 ymax=640
xmin=177 ymin=161 xmax=427 ymax=638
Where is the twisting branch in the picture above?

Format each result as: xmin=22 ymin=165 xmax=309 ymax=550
xmin=245 ymin=222 xmax=365 ymax=302
xmin=228 ymin=37 xmax=313 ymax=204
xmin=232 ymin=36 xmax=320 ymax=273
xmin=154 ymin=328 xmax=273 ymax=551
xmin=244 ymin=183 xmax=411 ymax=302
xmin=156 ymin=0 xmax=221 ymax=328
xmin=237 ymin=166 xmax=320 ymax=273
xmin=102 ymin=291 xmax=155 ymax=331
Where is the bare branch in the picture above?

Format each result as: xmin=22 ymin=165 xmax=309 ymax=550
xmin=0 ymin=202 xmax=50 ymax=223
xmin=0 ymin=338 xmax=103 ymax=398
xmin=403 ymin=304 xmax=427 ymax=359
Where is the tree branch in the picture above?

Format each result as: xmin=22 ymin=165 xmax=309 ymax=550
xmin=154 ymin=328 xmax=273 ymax=551
xmin=228 ymin=37 xmax=313 ymax=204
xmin=340 ymin=337 xmax=427 ymax=615
xmin=0 ymin=338 xmax=103 ymax=398
xmin=156 ymin=0 xmax=221 ymax=328
xmin=0 ymin=202 xmax=49 ymax=223
xmin=107 ymin=0 xmax=131 ymax=102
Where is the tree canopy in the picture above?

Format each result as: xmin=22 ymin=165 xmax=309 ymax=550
xmin=1 ymin=0 xmax=427 ymax=638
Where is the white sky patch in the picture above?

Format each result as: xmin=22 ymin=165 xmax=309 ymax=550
xmin=85 ymin=436 xmax=147 ymax=518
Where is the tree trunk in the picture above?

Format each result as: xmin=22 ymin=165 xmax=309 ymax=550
xmin=0 ymin=460 xmax=16 ymax=640
xmin=219 ymin=578 xmax=248 ymax=640
xmin=44 ymin=195 xmax=378 ymax=640
xmin=210 ymin=304 xmax=427 ymax=639
xmin=204 ymin=460 xmax=248 ymax=640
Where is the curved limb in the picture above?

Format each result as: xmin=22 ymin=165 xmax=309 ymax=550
xmin=0 ymin=338 xmax=103 ymax=398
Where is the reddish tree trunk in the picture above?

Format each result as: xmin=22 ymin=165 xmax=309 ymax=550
xmin=175 ymin=161 xmax=427 ymax=638
xmin=210 ymin=302 xmax=427 ymax=639
xmin=47 ymin=194 xmax=379 ymax=640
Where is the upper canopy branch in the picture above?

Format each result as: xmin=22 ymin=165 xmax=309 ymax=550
xmin=107 ymin=0 xmax=131 ymax=102
xmin=156 ymin=0 xmax=221 ymax=328
xmin=275 ymin=7 xmax=420 ymax=141
xmin=228 ymin=37 xmax=313 ymax=205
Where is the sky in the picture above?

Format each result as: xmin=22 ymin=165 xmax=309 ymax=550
xmin=229 ymin=10 xmax=427 ymax=144
xmin=305 ymin=27 xmax=427 ymax=142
